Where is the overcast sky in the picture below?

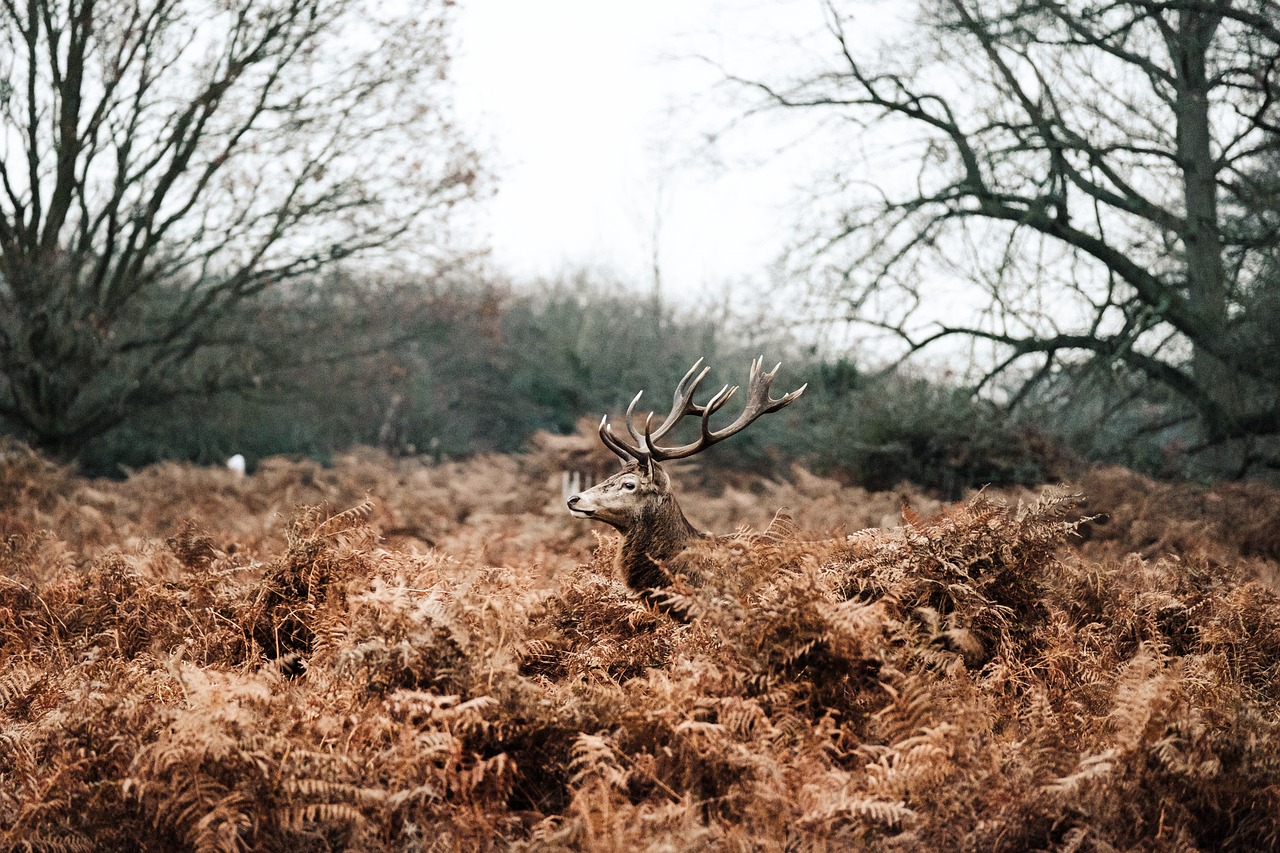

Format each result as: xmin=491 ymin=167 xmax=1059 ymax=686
xmin=449 ymin=1 xmax=856 ymax=298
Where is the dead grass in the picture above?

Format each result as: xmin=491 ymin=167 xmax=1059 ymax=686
xmin=2 ymin=439 xmax=1279 ymax=851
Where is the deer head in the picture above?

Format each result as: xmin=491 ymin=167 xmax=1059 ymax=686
xmin=567 ymin=357 xmax=806 ymax=592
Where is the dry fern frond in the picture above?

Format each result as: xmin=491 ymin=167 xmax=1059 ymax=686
xmin=568 ymin=733 xmax=627 ymax=790
xmin=833 ymin=796 xmax=917 ymax=830
xmin=1041 ymin=748 xmax=1121 ymax=797
xmin=5 ymin=445 xmax=1280 ymax=851
xmin=873 ymin=671 xmax=941 ymax=743
xmin=312 ymin=497 xmax=376 ymax=541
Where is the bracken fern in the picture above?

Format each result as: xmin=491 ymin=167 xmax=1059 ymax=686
xmin=2 ymin=446 xmax=1279 ymax=850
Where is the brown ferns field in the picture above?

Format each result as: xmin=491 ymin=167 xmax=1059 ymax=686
xmin=3 ymin=435 xmax=1280 ymax=852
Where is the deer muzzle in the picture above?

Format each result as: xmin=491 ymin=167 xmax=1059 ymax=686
xmin=566 ymin=493 xmax=595 ymax=519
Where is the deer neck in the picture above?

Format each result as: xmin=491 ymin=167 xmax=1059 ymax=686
xmin=618 ymin=493 xmax=704 ymax=591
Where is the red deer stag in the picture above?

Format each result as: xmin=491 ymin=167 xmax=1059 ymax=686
xmin=566 ymin=357 xmax=806 ymax=597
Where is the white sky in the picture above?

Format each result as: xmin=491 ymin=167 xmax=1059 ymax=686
xmin=449 ymin=1 xmax=852 ymax=298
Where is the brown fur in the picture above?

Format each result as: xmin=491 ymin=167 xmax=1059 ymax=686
xmin=569 ymin=358 xmax=807 ymax=602
xmin=566 ymin=462 xmax=706 ymax=593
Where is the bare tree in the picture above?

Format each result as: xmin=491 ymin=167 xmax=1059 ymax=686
xmin=732 ymin=0 xmax=1280 ymax=471
xmin=0 ymin=0 xmax=478 ymax=457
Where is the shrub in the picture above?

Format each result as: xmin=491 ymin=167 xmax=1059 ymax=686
xmin=4 ymin=449 xmax=1280 ymax=849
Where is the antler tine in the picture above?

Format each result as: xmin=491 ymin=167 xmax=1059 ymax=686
xmin=598 ymin=414 xmax=640 ymax=463
xmin=596 ymin=358 xmax=804 ymax=466
xmin=642 ymin=360 xmax=712 ymax=447
xmin=597 ymin=360 xmax=712 ymax=467
xmin=698 ymin=382 xmax=737 ymax=431
xmin=744 ymin=358 xmax=807 ymax=416
xmin=648 ymin=357 xmax=807 ymax=461
xmin=623 ymin=390 xmax=647 ymax=446
xmin=645 ymin=382 xmax=735 ymax=460
xmin=677 ymin=357 xmax=707 ymax=398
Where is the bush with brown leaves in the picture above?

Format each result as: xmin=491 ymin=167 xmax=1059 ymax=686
xmin=2 ymin=445 xmax=1279 ymax=851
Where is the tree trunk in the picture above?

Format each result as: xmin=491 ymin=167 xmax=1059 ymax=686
xmin=1172 ymin=9 xmax=1236 ymax=436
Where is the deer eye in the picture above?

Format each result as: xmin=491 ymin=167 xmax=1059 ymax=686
xmin=622 ymin=481 xmax=637 ymax=490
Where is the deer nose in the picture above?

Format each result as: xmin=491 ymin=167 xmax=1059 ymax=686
xmin=567 ymin=494 xmax=580 ymax=509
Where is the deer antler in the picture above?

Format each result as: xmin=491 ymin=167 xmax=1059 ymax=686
xmin=598 ymin=357 xmax=806 ymax=466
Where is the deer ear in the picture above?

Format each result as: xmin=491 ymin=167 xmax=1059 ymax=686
xmin=647 ymin=459 xmax=669 ymax=488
